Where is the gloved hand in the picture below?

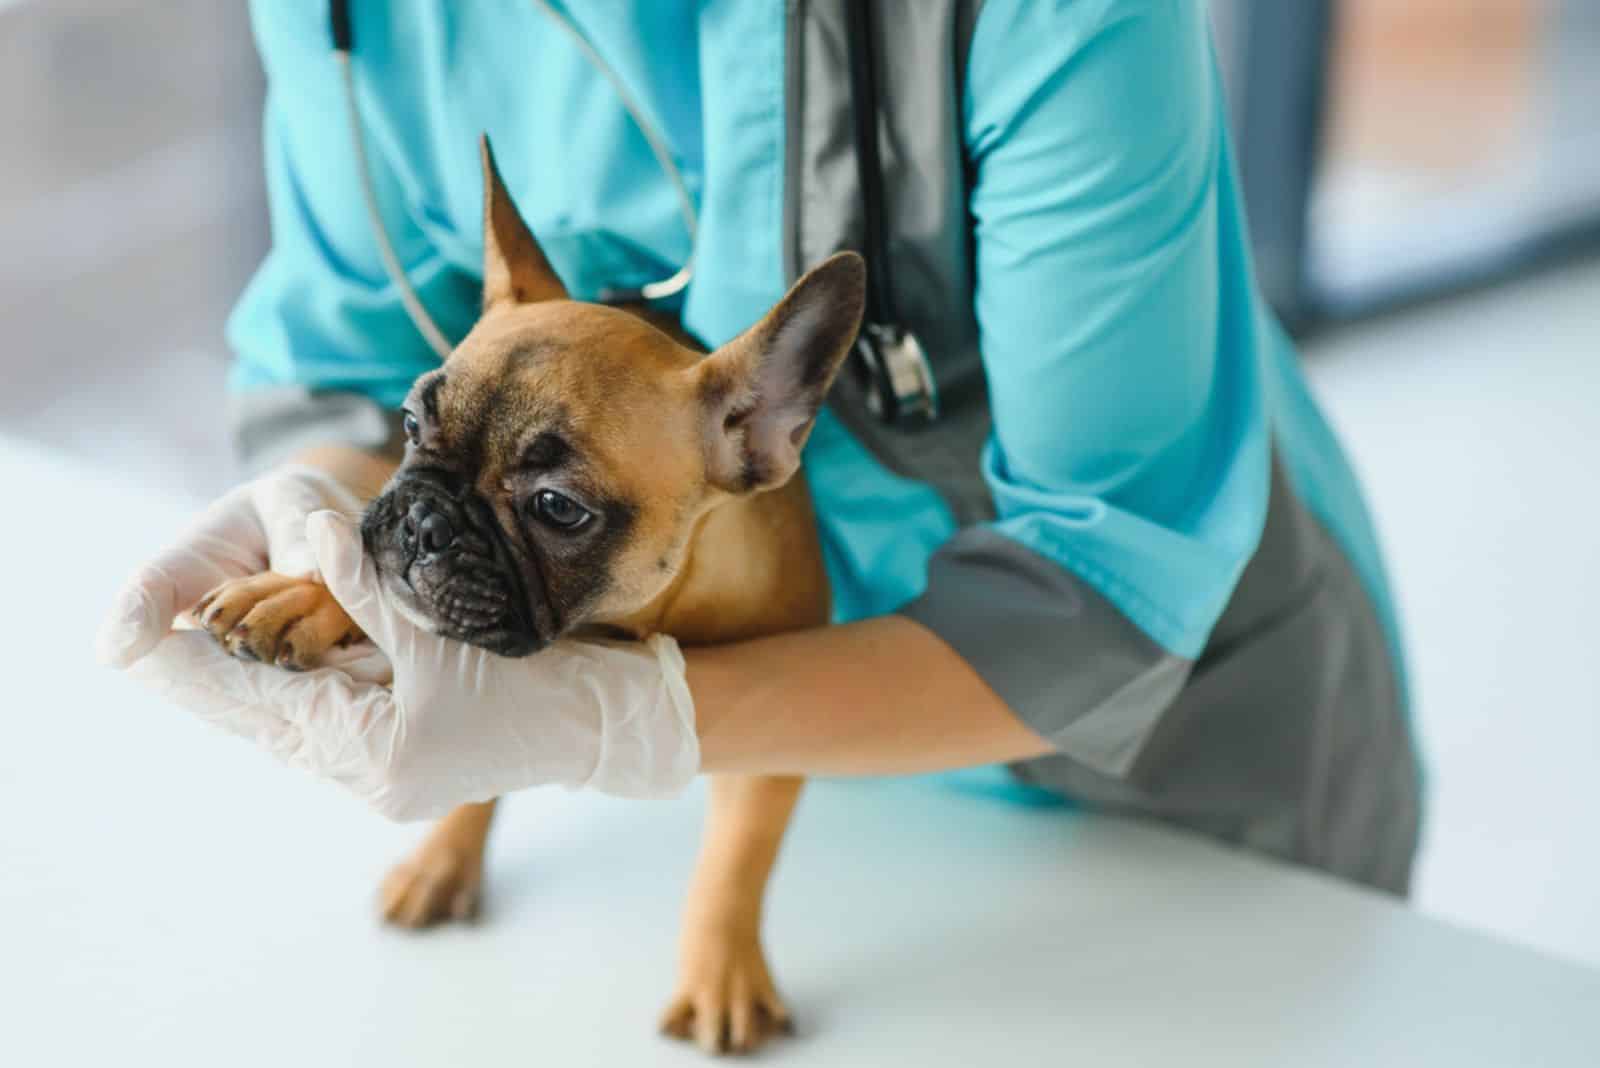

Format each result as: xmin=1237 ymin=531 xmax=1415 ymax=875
xmin=95 ymin=466 xmax=365 ymax=669
xmin=119 ymin=511 xmax=699 ymax=820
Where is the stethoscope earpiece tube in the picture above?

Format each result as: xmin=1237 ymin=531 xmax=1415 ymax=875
xmin=337 ymin=48 xmax=455 ymax=360
xmin=331 ymin=0 xmax=452 ymax=359
xmin=526 ymin=0 xmax=697 ymax=302
xmin=330 ymin=0 xmax=697 ymax=363
xmin=329 ymin=0 xmax=353 ymax=53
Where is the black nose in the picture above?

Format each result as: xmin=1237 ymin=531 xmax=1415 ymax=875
xmin=402 ymin=500 xmax=455 ymax=555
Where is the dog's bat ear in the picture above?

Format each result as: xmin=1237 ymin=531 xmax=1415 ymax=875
xmin=695 ymin=252 xmax=866 ymax=494
xmin=480 ymin=134 xmax=569 ymax=310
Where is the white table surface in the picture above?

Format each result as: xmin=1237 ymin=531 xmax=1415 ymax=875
xmin=4 ymin=436 xmax=1597 ymax=1067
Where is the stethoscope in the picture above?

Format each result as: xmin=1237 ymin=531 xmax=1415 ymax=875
xmin=330 ymin=0 xmax=938 ymax=424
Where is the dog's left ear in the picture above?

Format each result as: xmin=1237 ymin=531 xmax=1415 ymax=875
xmin=480 ymin=134 xmax=569 ymax=309
xmin=696 ymin=252 xmax=866 ymax=494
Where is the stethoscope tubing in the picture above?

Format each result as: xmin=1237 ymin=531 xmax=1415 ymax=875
xmin=330 ymin=0 xmax=697 ymax=361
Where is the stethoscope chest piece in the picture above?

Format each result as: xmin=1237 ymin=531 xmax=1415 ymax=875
xmin=852 ymin=322 xmax=939 ymax=425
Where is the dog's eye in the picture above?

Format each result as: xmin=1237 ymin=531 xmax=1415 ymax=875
xmin=531 ymin=489 xmax=592 ymax=531
xmin=402 ymin=410 xmax=421 ymax=444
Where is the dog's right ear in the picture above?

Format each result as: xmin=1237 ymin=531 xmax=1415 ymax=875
xmin=694 ymin=252 xmax=866 ymax=495
xmin=480 ymin=134 xmax=569 ymax=310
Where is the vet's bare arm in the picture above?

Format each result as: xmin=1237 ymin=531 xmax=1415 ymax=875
xmin=689 ymin=616 xmax=1052 ymax=776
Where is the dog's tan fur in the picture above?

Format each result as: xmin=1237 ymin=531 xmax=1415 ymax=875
xmin=197 ymin=138 xmax=861 ymax=1056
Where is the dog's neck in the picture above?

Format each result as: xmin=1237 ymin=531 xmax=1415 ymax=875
xmin=604 ymin=475 xmax=831 ymax=646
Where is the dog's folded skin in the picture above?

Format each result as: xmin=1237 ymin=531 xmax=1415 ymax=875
xmin=195 ymin=135 xmax=864 ymax=1056
xmin=361 ymin=469 xmax=544 ymax=655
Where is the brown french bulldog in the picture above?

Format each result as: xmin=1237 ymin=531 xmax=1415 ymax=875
xmin=193 ymin=136 xmax=865 ymax=1056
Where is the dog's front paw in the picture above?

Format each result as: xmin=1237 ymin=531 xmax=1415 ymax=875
xmin=379 ymin=838 xmax=483 ymax=928
xmin=194 ymin=572 xmax=361 ymax=670
xmin=659 ymin=922 xmax=793 ymax=1056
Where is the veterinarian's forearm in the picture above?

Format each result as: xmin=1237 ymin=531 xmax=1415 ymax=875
xmin=688 ymin=616 xmax=1052 ymax=776
xmin=263 ymin=449 xmax=1043 ymax=778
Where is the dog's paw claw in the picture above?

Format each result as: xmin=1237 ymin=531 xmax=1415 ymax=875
xmin=660 ymin=928 xmax=792 ymax=1056
xmin=379 ymin=843 xmax=484 ymax=929
xmin=195 ymin=573 xmax=360 ymax=670
xmin=228 ymin=625 xmax=259 ymax=661
xmin=275 ymin=639 xmax=310 ymax=672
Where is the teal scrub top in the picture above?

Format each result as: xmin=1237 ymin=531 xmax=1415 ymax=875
xmin=227 ymin=0 xmax=1404 ymax=679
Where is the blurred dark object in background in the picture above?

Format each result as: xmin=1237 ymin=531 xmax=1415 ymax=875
xmin=1211 ymin=0 xmax=1600 ymax=333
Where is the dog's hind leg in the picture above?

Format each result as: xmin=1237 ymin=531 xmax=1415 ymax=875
xmin=659 ymin=774 xmax=801 ymax=1055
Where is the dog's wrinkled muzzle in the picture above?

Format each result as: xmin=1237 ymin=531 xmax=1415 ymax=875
xmin=361 ymin=468 xmax=547 ymax=656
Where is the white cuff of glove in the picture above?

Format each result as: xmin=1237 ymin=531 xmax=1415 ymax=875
xmin=576 ymin=633 xmax=698 ymax=800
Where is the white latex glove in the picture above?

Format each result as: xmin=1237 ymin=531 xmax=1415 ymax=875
xmin=95 ymin=466 xmax=364 ymax=669
xmin=121 ymin=511 xmax=699 ymax=820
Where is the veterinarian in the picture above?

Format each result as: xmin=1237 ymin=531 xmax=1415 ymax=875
xmin=99 ymin=0 xmax=1423 ymax=894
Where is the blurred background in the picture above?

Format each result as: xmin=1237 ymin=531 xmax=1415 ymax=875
xmin=2 ymin=0 xmax=1596 ymax=970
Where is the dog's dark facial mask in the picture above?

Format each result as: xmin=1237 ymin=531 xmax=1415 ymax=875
xmin=361 ymin=466 xmax=547 ymax=655
xmin=360 ymin=136 xmax=865 ymax=658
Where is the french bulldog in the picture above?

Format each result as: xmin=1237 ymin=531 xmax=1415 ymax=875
xmin=193 ymin=136 xmax=865 ymax=1055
